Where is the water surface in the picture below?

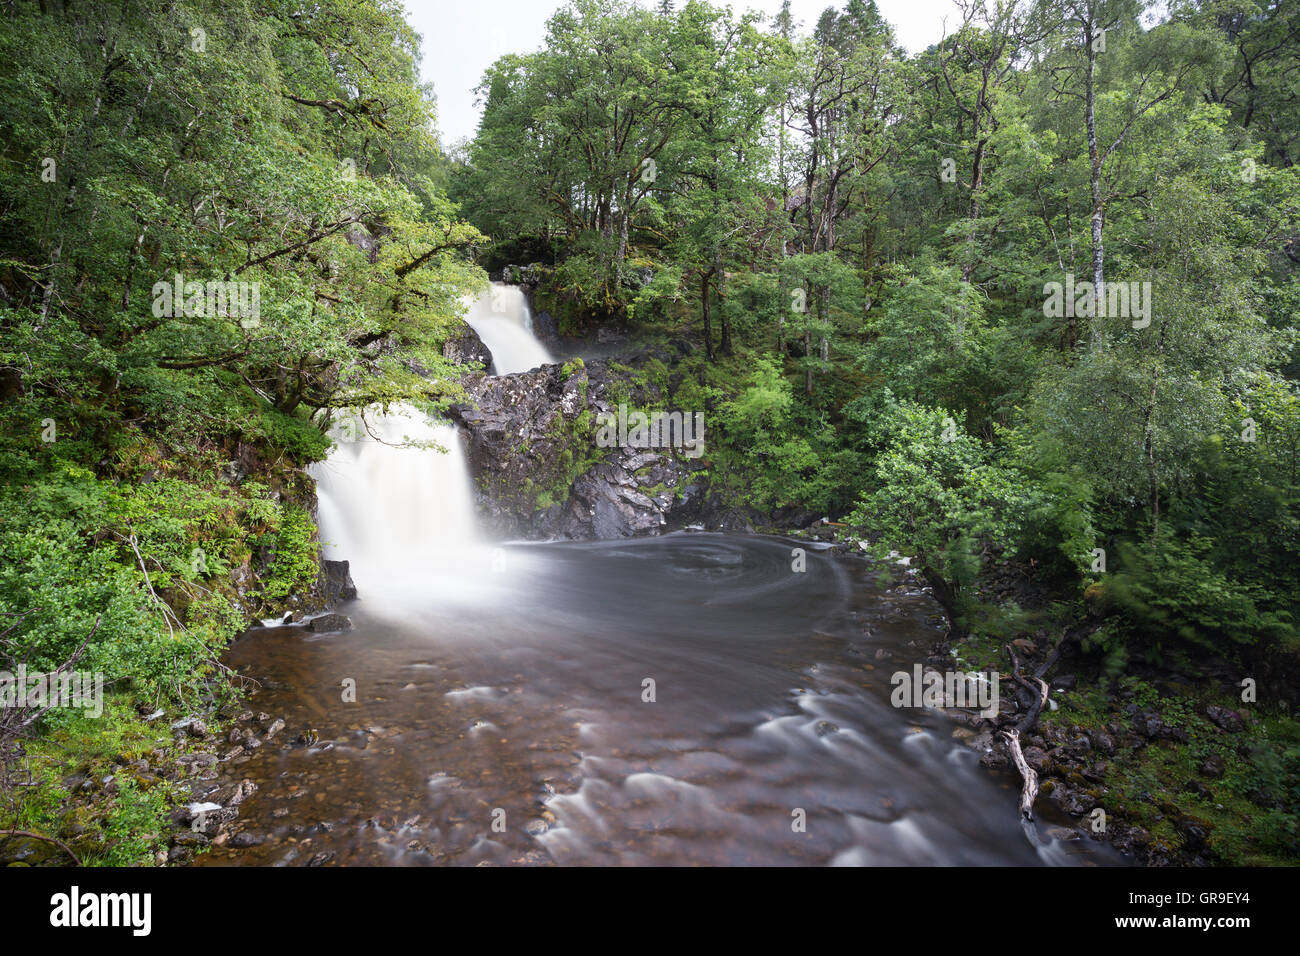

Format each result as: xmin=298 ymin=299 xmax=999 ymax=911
xmin=197 ymin=534 xmax=1114 ymax=866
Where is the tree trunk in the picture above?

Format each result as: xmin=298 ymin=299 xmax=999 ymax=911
xmin=701 ymin=269 xmax=715 ymax=362
xmin=716 ymin=253 xmax=732 ymax=356
xmin=1084 ymin=18 xmax=1105 ymax=351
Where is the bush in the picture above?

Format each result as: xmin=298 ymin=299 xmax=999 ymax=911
xmin=1106 ymin=535 xmax=1297 ymax=657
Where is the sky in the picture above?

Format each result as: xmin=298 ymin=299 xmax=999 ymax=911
xmin=405 ymin=0 xmax=964 ymax=147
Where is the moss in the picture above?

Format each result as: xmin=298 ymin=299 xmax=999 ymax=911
xmin=7 ymin=694 xmax=234 ymax=867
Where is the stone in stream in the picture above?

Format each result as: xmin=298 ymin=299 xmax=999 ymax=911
xmin=322 ymin=559 xmax=358 ymax=603
xmin=308 ymin=613 xmax=353 ymax=633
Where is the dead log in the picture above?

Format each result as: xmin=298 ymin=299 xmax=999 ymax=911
xmin=1002 ymin=728 xmax=1039 ymax=820
xmin=999 ymin=638 xmax=1065 ymax=820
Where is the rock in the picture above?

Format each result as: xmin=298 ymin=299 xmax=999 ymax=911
xmin=442 ymin=320 xmax=493 ymax=369
xmin=170 ymin=716 xmax=209 ymax=738
xmin=1135 ymin=712 xmax=1165 ymax=739
xmin=1051 ymin=674 xmax=1077 ymax=691
xmin=1176 ymin=817 xmax=1210 ymax=853
xmin=1183 ymin=779 xmax=1212 ymax=799
xmin=1205 ymin=705 xmax=1245 ymax=733
xmin=1198 ymin=754 xmax=1226 ymax=779
xmin=1162 ymin=725 xmax=1191 ymax=744
xmin=979 ymin=750 xmax=1010 ymax=770
xmin=308 ymin=613 xmax=353 ymax=633
xmin=264 ymin=718 xmax=286 ymax=740
xmin=167 ymin=846 xmax=193 ymax=864
xmin=212 ymin=779 xmax=258 ymax=808
xmin=0 ymin=835 xmax=59 ymax=866
xmin=814 ymin=720 xmax=839 ymax=737
xmin=230 ymin=832 xmax=265 ymax=848
xmin=1088 ymin=731 xmax=1117 ymax=756
xmin=321 ymin=560 xmax=358 ymax=603
xmin=1082 ymin=761 xmax=1108 ymax=783
xmin=1023 ymin=746 xmax=1050 ymax=772
xmin=179 ymin=749 xmax=217 ymax=775
xmin=448 ymin=355 xmax=709 ymax=540
xmin=1048 ymin=785 xmax=1097 ymax=816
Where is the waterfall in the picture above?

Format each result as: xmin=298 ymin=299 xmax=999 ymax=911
xmin=309 ymin=404 xmax=479 ymax=600
xmin=462 ymin=283 xmax=553 ymax=375
xmin=309 ymin=283 xmax=552 ymax=603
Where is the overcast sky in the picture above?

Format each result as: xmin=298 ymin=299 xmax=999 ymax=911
xmin=405 ymin=0 xmax=963 ymax=147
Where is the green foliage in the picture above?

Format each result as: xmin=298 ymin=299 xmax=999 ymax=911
xmin=1106 ymin=535 xmax=1297 ymax=656
xmin=257 ymin=506 xmax=319 ymax=602
xmin=848 ymin=403 xmax=1031 ymax=620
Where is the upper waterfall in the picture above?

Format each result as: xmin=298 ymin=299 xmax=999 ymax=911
xmin=462 ymin=283 xmax=553 ymax=375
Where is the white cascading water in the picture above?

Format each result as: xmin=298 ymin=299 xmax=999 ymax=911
xmin=461 ymin=283 xmax=553 ymax=375
xmin=309 ymin=283 xmax=552 ymax=605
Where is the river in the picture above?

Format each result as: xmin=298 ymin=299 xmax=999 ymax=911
xmin=194 ymin=284 xmax=1115 ymax=867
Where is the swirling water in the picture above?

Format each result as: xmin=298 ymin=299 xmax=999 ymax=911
xmin=202 ymin=286 xmax=1117 ymax=866
xmin=198 ymin=534 xmax=1116 ymax=866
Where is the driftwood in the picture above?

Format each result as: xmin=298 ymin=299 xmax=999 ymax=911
xmin=1002 ymin=728 xmax=1039 ymax=819
xmin=999 ymin=635 xmax=1071 ymax=821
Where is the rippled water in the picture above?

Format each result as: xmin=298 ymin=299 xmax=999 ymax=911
xmin=195 ymin=534 xmax=1116 ymax=867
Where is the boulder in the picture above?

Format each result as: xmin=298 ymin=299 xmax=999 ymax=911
xmin=307 ymin=613 xmax=352 ymax=633
xmin=1205 ymin=704 xmax=1245 ymax=733
xmin=321 ymin=559 xmax=357 ymax=603
xmin=442 ymin=320 xmax=492 ymax=369
xmin=449 ymin=352 xmax=709 ymax=540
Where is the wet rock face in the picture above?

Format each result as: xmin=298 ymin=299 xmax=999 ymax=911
xmin=321 ymin=560 xmax=356 ymax=604
xmin=449 ymin=350 xmax=708 ymax=541
xmin=442 ymin=320 xmax=492 ymax=370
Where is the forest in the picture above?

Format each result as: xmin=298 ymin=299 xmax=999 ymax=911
xmin=0 ymin=0 xmax=1297 ymax=869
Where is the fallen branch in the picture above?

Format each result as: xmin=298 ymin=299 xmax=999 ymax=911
xmin=999 ymin=636 xmax=1068 ymax=821
xmin=1001 ymin=728 xmax=1039 ymax=820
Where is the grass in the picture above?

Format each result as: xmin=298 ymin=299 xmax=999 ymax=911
xmin=3 ymin=693 xmax=228 ymax=866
